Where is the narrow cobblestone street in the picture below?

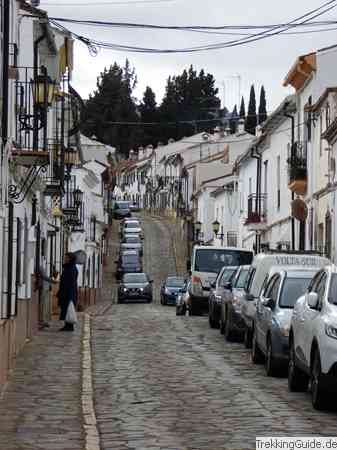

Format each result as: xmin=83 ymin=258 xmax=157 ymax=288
xmin=92 ymin=215 xmax=337 ymax=450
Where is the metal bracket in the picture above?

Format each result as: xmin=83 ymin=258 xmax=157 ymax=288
xmin=8 ymin=164 xmax=48 ymax=203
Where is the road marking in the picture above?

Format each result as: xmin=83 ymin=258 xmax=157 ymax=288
xmin=82 ymin=313 xmax=101 ymax=450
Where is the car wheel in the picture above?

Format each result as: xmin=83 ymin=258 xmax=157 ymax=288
xmin=224 ymin=308 xmax=235 ymax=342
xmin=244 ymin=326 xmax=252 ymax=349
xmin=147 ymin=297 xmax=153 ymax=303
xmin=311 ymin=349 xmax=328 ymax=410
xmin=251 ymin=327 xmax=264 ymax=364
xmin=208 ymin=313 xmax=216 ymax=329
xmin=288 ymin=339 xmax=309 ymax=392
xmin=265 ymin=336 xmax=281 ymax=377
xmin=220 ymin=319 xmax=225 ymax=335
xmin=117 ymin=296 xmax=122 ymax=304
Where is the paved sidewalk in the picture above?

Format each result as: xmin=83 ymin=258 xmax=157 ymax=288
xmin=0 ymin=319 xmax=84 ymax=450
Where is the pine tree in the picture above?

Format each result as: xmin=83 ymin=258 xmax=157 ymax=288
xmin=245 ymin=85 xmax=257 ymax=135
xmin=239 ymin=96 xmax=246 ymax=119
xmin=229 ymin=105 xmax=238 ymax=134
xmin=139 ymin=86 xmax=159 ymax=147
xmin=81 ymin=60 xmax=139 ymax=157
xmin=258 ymin=85 xmax=267 ymax=125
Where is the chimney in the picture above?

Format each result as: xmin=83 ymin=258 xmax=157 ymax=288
xmin=138 ymin=146 xmax=144 ymax=159
xmin=224 ymin=126 xmax=231 ymax=136
xmin=236 ymin=119 xmax=245 ymax=135
xmin=168 ymin=138 xmax=175 ymax=144
xmin=146 ymin=144 xmax=154 ymax=158
xmin=128 ymin=149 xmax=137 ymax=161
xmin=213 ymin=126 xmax=224 ymax=140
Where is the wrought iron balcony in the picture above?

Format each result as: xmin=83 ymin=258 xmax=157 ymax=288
xmin=288 ymin=141 xmax=307 ymax=195
xmin=245 ymin=194 xmax=267 ymax=230
xmin=227 ymin=232 xmax=238 ymax=247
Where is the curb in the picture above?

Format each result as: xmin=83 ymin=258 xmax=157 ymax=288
xmin=82 ymin=313 xmax=100 ymax=450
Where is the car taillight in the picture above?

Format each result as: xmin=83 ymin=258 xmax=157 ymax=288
xmin=191 ymin=276 xmax=203 ymax=296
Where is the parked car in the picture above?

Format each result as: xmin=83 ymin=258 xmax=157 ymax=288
xmin=130 ymin=202 xmax=141 ymax=212
xmin=121 ymin=221 xmax=143 ymax=240
xmin=113 ymin=201 xmax=131 ymax=219
xmin=208 ymin=266 xmax=238 ymax=329
xmin=288 ymin=265 xmax=337 ymax=410
xmin=116 ymin=251 xmax=142 ymax=280
xmin=220 ymin=265 xmax=251 ymax=340
xmin=118 ymin=272 xmax=153 ymax=303
xmin=160 ymin=276 xmax=186 ymax=305
xmin=241 ymin=253 xmax=329 ymax=349
xmin=176 ymin=280 xmax=191 ymax=316
xmin=187 ymin=245 xmax=253 ymax=316
xmin=120 ymin=235 xmax=143 ymax=256
xmin=252 ymin=267 xmax=317 ymax=377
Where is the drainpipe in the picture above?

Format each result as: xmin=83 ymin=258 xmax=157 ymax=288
xmin=2 ymin=0 xmax=10 ymax=156
xmin=284 ymin=112 xmax=296 ymax=251
xmin=251 ymin=145 xmax=262 ymax=253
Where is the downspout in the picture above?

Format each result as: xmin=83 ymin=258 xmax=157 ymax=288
xmin=33 ymin=27 xmax=48 ymax=151
xmin=251 ymin=145 xmax=262 ymax=253
xmin=284 ymin=112 xmax=296 ymax=251
xmin=2 ymin=0 xmax=10 ymax=155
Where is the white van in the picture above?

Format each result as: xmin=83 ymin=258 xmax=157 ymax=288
xmin=241 ymin=253 xmax=330 ymax=348
xmin=188 ymin=245 xmax=253 ymax=315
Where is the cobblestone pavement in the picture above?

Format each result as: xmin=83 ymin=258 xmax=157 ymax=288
xmin=92 ymin=215 xmax=337 ymax=450
xmin=0 ymin=320 xmax=84 ymax=450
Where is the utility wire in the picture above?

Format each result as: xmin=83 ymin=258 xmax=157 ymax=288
xmin=49 ymin=0 xmax=337 ymax=53
xmin=43 ymin=0 xmax=175 ymax=5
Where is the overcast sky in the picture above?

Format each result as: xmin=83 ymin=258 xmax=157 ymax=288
xmin=39 ymin=0 xmax=337 ymax=113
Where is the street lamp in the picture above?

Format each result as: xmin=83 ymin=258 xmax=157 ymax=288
xmin=31 ymin=66 xmax=56 ymax=109
xmin=73 ymin=188 xmax=84 ymax=207
xmin=194 ymin=220 xmax=202 ymax=241
xmin=64 ymin=147 xmax=77 ymax=178
xmin=212 ymin=219 xmax=224 ymax=246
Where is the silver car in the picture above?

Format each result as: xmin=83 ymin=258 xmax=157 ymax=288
xmin=252 ymin=267 xmax=318 ymax=377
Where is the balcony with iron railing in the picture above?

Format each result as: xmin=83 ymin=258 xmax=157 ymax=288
xmin=287 ymin=141 xmax=307 ymax=195
xmin=245 ymin=193 xmax=268 ymax=230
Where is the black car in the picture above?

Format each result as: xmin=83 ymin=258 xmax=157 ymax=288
xmin=113 ymin=201 xmax=131 ymax=219
xmin=120 ymin=235 xmax=143 ymax=256
xmin=208 ymin=266 xmax=238 ymax=329
xmin=116 ymin=252 xmax=142 ymax=280
xmin=160 ymin=276 xmax=186 ymax=305
xmin=118 ymin=273 xmax=153 ymax=303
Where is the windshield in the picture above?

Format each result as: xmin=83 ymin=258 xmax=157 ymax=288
xmin=328 ymin=274 xmax=337 ymax=305
xmin=123 ymin=273 xmax=148 ymax=283
xmin=279 ymin=277 xmax=312 ymax=308
xmin=125 ymin=237 xmax=141 ymax=244
xmin=221 ymin=268 xmax=237 ymax=283
xmin=194 ymin=249 xmax=253 ymax=274
xmin=166 ymin=277 xmax=185 ymax=287
xmin=235 ymin=269 xmax=250 ymax=289
xmin=125 ymin=223 xmax=139 ymax=228
xmin=122 ymin=255 xmax=139 ymax=264
xmin=116 ymin=202 xmax=129 ymax=210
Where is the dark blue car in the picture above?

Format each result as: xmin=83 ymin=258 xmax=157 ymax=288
xmin=160 ymin=276 xmax=185 ymax=305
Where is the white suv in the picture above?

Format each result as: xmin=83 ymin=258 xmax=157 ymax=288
xmin=288 ymin=265 xmax=337 ymax=410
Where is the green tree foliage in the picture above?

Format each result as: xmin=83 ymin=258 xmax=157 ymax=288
xmin=258 ymin=85 xmax=267 ymax=125
xmin=138 ymin=86 xmax=159 ymax=147
xmin=229 ymin=104 xmax=238 ymax=134
xmin=239 ymin=96 xmax=246 ymax=119
xmin=81 ymin=60 xmax=139 ymax=157
xmin=159 ymin=65 xmax=221 ymax=141
xmin=245 ymin=85 xmax=257 ymax=135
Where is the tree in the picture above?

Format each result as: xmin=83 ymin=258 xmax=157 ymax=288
xmin=159 ymin=65 xmax=221 ymax=141
xmin=258 ymin=85 xmax=267 ymax=125
xmin=229 ymin=105 xmax=238 ymax=134
xmin=139 ymin=86 xmax=159 ymax=147
xmin=81 ymin=60 xmax=139 ymax=157
xmin=245 ymin=85 xmax=257 ymax=135
xmin=239 ymin=96 xmax=246 ymax=119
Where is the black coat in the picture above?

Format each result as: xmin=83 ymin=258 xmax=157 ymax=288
xmin=58 ymin=262 xmax=78 ymax=320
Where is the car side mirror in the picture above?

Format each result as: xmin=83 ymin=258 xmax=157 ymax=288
xmin=263 ymin=297 xmax=275 ymax=309
xmin=186 ymin=260 xmax=191 ymax=271
xmin=307 ymin=292 xmax=319 ymax=309
xmin=246 ymin=293 xmax=255 ymax=302
xmin=210 ymin=281 xmax=216 ymax=289
xmin=224 ymin=282 xmax=232 ymax=291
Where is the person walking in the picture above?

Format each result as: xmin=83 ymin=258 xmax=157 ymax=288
xmin=37 ymin=260 xmax=56 ymax=330
xmin=57 ymin=252 xmax=78 ymax=332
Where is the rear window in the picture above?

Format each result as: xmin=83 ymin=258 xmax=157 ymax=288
xmin=116 ymin=202 xmax=129 ymax=210
xmin=125 ymin=222 xmax=139 ymax=228
xmin=122 ymin=255 xmax=139 ymax=264
xmin=124 ymin=273 xmax=148 ymax=283
xmin=235 ymin=269 xmax=250 ymax=289
xmin=279 ymin=277 xmax=312 ymax=308
xmin=125 ymin=237 xmax=141 ymax=244
xmin=194 ymin=249 xmax=253 ymax=274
